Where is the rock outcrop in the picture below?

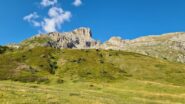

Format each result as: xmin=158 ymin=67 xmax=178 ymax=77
xmin=101 ymin=37 xmax=126 ymax=50
xmin=46 ymin=27 xmax=100 ymax=49
xmin=21 ymin=27 xmax=101 ymax=49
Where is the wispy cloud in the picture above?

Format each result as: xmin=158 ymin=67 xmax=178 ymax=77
xmin=42 ymin=7 xmax=72 ymax=32
xmin=23 ymin=12 xmax=41 ymax=27
xmin=40 ymin=0 xmax=57 ymax=7
xmin=73 ymin=0 xmax=82 ymax=7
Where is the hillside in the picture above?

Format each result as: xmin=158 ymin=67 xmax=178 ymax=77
xmin=0 ymin=46 xmax=185 ymax=103
xmin=0 ymin=46 xmax=185 ymax=85
xmin=1 ymin=27 xmax=185 ymax=103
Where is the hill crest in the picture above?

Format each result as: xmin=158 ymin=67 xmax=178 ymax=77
xmin=6 ymin=27 xmax=185 ymax=63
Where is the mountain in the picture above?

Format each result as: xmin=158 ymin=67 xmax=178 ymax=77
xmin=10 ymin=27 xmax=184 ymax=63
xmin=1 ymin=27 xmax=185 ymax=83
xmin=103 ymin=32 xmax=185 ymax=63
xmin=19 ymin=27 xmax=100 ymax=49
xmin=1 ymin=28 xmax=185 ymax=103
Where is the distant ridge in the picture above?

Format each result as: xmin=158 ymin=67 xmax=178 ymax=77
xmin=6 ymin=27 xmax=185 ymax=63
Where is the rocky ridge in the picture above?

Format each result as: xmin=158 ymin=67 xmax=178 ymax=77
xmin=8 ymin=27 xmax=185 ymax=63
xmin=102 ymin=32 xmax=185 ymax=63
xmin=20 ymin=27 xmax=101 ymax=49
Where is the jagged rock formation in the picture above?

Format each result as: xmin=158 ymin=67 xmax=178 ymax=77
xmin=45 ymin=28 xmax=100 ymax=49
xmin=20 ymin=27 xmax=101 ymax=49
xmin=12 ymin=27 xmax=185 ymax=63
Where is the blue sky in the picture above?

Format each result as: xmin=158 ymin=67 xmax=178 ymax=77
xmin=0 ymin=0 xmax=185 ymax=45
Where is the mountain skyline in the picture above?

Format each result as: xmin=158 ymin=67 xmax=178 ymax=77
xmin=1 ymin=0 xmax=185 ymax=45
xmin=1 ymin=1 xmax=185 ymax=103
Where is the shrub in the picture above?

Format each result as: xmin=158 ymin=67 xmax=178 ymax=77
xmin=99 ymin=53 xmax=103 ymax=58
xmin=49 ymin=62 xmax=58 ymax=74
xmin=70 ymin=57 xmax=86 ymax=64
xmin=57 ymin=78 xmax=64 ymax=84
xmin=99 ymin=59 xmax=104 ymax=64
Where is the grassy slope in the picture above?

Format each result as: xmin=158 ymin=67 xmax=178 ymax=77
xmin=0 ymin=80 xmax=185 ymax=104
xmin=0 ymin=46 xmax=185 ymax=103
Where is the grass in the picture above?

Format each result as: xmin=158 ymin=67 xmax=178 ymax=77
xmin=0 ymin=46 xmax=185 ymax=103
xmin=0 ymin=79 xmax=185 ymax=104
xmin=20 ymin=36 xmax=52 ymax=48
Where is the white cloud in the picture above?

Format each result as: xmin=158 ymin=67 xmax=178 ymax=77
xmin=40 ymin=0 xmax=57 ymax=7
xmin=73 ymin=0 xmax=82 ymax=7
xmin=42 ymin=7 xmax=72 ymax=32
xmin=23 ymin=12 xmax=41 ymax=27
xmin=23 ymin=12 xmax=39 ymax=22
xmin=24 ymin=0 xmax=81 ymax=33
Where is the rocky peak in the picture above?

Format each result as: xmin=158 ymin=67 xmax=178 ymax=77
xmin=72 ymin=27 xmax=92 ymax=39
xmin=25 ymin=27 xmax=100 ymax=49
xmin=105 ymin=37 xmax=126 ymax=46
xmin=46 ymin=27 xmax=92 ymax=41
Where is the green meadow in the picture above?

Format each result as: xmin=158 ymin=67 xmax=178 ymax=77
xmin=0 ymin=46 xmax=185 ymax=104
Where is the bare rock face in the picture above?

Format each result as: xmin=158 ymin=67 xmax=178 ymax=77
xmin=22 ymin=27 xmax=100 ymax=49
xmin=46 ymin=27 xmax=100 ymax=49
xmin=72 ymin=27 xmax=92 ymax=40
xmin=103 ymin=32 xmax=185 ymax=63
